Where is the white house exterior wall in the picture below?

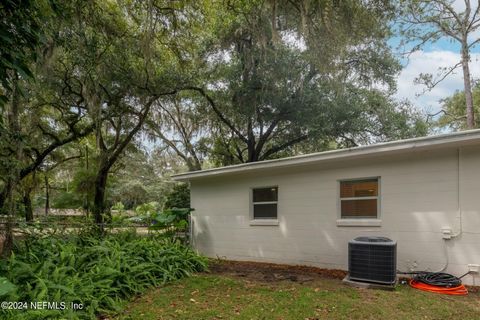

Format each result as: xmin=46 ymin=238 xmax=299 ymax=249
xmin=189 ymin=146 xmax=480 ymax=285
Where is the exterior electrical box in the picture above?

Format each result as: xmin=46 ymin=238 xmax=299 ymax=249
xmin=348 ymin=236 xmax=397 ymax=285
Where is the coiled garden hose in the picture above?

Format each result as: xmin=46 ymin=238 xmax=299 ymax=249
xmin=407 ymin=272 xmax=469 ymax=295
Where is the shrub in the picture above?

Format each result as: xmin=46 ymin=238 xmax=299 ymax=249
xmin=163 ymin=183 xmax=190 ymax=210
xmin=50 ymin=191 xmax=83 ymax=209
xmin=130 ymin=203 xmax=192 ymax=242
xmin=0 ymin=231 xmax=207 ymax=319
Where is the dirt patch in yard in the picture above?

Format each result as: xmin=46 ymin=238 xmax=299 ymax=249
xmin=207 ymin=260 xmax=480 ymax=292
xmin=207 ymin=259 xmax=347 ymax=283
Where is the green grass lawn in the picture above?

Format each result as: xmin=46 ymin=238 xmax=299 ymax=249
xmin=117 ymin=271 xmax=480 ymax=320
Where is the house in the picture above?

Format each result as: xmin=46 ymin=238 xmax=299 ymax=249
xmin=172 ymin=130 xmax=480 ymax=285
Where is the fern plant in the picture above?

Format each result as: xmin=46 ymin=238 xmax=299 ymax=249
xmin=0 ymin=230 xmax=207 ymax=319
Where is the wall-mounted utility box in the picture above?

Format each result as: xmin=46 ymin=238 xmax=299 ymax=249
xmin=468 ymin=264 xmax=479 ymax=273
xmin=441 ymin=227 xmax=453 ymax=240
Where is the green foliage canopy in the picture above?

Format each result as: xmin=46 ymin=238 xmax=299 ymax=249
xmin=438 ymin=83 xmax=480 ymax=130
xmin=164 ymin=183 xmax=190 ymax=209
xmin=162 ymin=0 xmax=428 ymax=166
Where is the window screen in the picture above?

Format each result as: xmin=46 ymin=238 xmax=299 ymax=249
xmin=340 ymin=179 xmax=378 ymax=218
xmin=252 ymin=187 xmax=278 ymax=219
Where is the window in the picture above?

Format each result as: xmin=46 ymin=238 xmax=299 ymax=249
xmin=339 ymin=178 xmax=379 ymax=219
xmin=252 ymin=187 xmax=278 ymax=220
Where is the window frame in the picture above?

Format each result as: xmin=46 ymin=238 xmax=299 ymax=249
xmin=250 ymin=186 xmax=279 ymax=225
xmin=337 ymin=177 xmax=381 ymax=220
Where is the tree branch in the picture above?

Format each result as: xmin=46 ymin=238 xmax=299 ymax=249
xmin=19 ymin=124 xmax=95 ymax=180
xmin=105 ymin=96 xmax=158 ymax=170
xmin=180 ymin=86 xmax=249 ymax=144
xmin=45 ymin=154 xmax=84 ymax=172
xmin=259 ymin=134 xmax=308 ymax=160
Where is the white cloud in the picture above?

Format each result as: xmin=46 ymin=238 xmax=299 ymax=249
xmin=395 ymin=50 xmax=480 ymax=114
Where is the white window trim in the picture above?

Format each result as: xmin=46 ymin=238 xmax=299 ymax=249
xmin=336 ymin=219 xmax=382 ymax=227
xmin=337 ymin=177 xmax=381 ymax=226
xmin=252 ymin=201 xmax=277 ymax=205
xmin=249 ymin=186 xmax=279 ymax=226
xmin=250 ymin=219 xmax=279 ymax=226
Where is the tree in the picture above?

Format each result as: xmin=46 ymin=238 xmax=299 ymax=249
xmin=0 ymin=64 xmax=95 ymax=216
xmin=35 ymin=143 xmax=86 ymax=215
xmin=0 ymin=0 xmax=55 ymax=107
xmin=398 ymin=0 xmax=480 ymax=129
xmin=44 ymin=0 xmax=206 ymax=230
xmin=147 ymin=95 xmax=208 ymax=171
xmin=437 ymin=82 xmax=480 ymax=130
xmin=0 ymin=0 xmax=60 ymax=254
xmin=180 ymin=0 xmax=426 ymax=165
xmin=0 ymin=0 xmax=93 ymax=223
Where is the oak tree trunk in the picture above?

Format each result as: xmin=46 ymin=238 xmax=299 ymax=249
xmin=1 ymin=181 xmax=14 ymax=258
xmin=44 ymin=175 xmax=50 ymax=216
xmin=24 ymin=191 xmax=33 ymax=222
xmin=2 ymin=75 xmax=21 ymax=256
xmin=0 ymin=191 xmax=6 ymax=215
xmin=92 ymin=168 xmax=109 ymax=233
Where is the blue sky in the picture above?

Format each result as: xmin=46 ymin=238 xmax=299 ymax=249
xmin=391 ymin=2 xmax=480 ymax=118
